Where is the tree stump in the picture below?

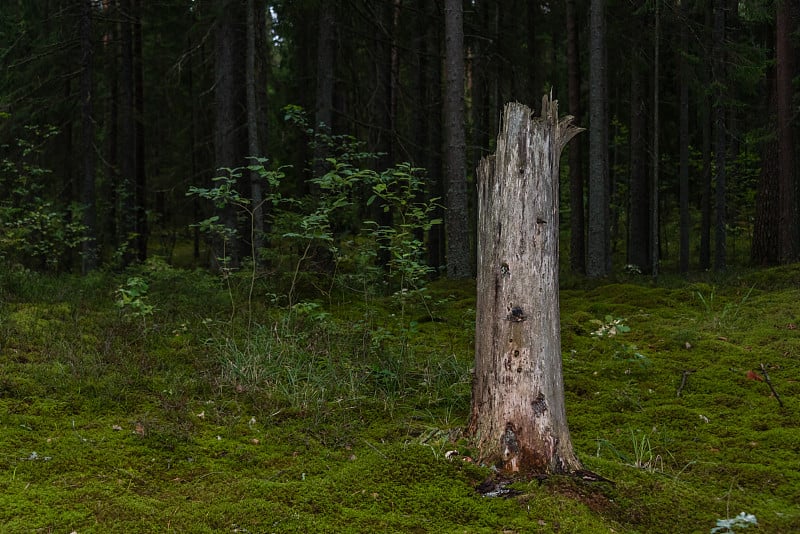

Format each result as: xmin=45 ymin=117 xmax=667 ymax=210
xmin=468 ymin=97 xmax=583 ymax=476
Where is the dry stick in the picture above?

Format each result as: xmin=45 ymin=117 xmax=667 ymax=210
xmin=759 ymin=363 xmax=784 ymax=408
xmin=676 ymin=370 xmax=694 ymax=398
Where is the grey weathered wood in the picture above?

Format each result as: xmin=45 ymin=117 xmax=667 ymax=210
xmin=468 ymin=97 xmax=583 ymax=475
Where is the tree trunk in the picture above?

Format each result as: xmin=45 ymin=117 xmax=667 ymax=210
xmin=713 ymin=0 xmax=726 ymax=271
xmin=678 ymin=1 xmax=690 ymax=274
xmin=80 ymin=0 xmax=97 ymax=273
xmin=651 ymin=0 xmax=660 ymax=277
xmin=776 ymin=0 xmax=796 ymax=263
xmin=752 ymin=139 xmax=780 ymax=265
xmin=102 ymin=0 xmax=119 ymax=259
xmin=133 ymin=0 xmax=146 ymax=262
xmin=213 ymin=0 xmax=244 ymax=270
xmin=119 ymin=0 xmax=136 ymax=266
xmin=443 ymin=0 xmax=471 ymax=278
xmin=246 ymin=0 xmax=264 ymax=259
xmin=565 ymin=0 xmax=584 ymax=274
xmin=421 ymin=0 xmax=444 ymax=271
xmin=313 ymin=1 xmax=335 ymax=178
xmin=628 ymin=50 xmax=650 ymax=273
xmin=700 ymin=89 xmax=712 ymax=270
xmin=468 ymin=99 xmax=583 ymax=476
xmin=752 ymin=25 xmax=780 ymax=266
xmin=587 ymin=0 xmax=609 ymax=277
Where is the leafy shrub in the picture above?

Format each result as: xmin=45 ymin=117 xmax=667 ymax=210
xmin=0 ymin=124 xmax=86 ymax=270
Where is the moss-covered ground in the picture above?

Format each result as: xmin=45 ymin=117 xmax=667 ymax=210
xmin=1 ymin=263 xmax=798 ymax=533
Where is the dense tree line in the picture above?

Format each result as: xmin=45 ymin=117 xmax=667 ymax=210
xmin=0 ymin=0 xmax=797 ymax=277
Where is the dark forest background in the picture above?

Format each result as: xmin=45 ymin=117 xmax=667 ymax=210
xmin=1 ymin=0 xmax=798 ymax=280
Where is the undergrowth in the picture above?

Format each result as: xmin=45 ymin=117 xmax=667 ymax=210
xmin=1 ymin=264 xmax=799 ymax=532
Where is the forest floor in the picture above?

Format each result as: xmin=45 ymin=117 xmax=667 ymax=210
xmin=1 ymin=261 xmax=798 ymax=533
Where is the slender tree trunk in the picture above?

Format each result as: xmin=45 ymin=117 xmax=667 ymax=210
xmin=444 ymin=0 xmax=471 ymax=278
xmin=752 ymin=24 xmax=780 ymax=266
xmin=469 ymin=99 xmax=583 ymax=476
xmin=628 ymin=50 xmax=650 ymax=272
xmin=100 ymin=0 xmax=118 ymax=258
xmin=119 ymin=0 xmax=136 ymax=266
xmin=651 ymin=0 xmax=660 ymax=277
xmin=713 ymin=0 xmax=726 ymax=271
xmin=213 ymin=0 xmax=244 ymax=270
xmin=422 ymin=0 xmax=444 ymax=271
xmin=776 ymin=0 xmax=796 ymax=263
xmin=314 ymin=1 xmax=335 ymax=178
xmin=565 ymin=0 xmax=584 ymax=274
xmin=700 ymin=94 xmax=712 ymax=270
xmin=246 ymin=0 xmax=263 ymax=259
xmin=587 ymin=0 xmax=610 ymax=277
xmin=526 ymin=2 xmax=539 ymax=104
xmin=133 ymin=0 xmax=146 ymax=262
xmin=80 ymin=0 xmax=97 ymax=273
xmin=678 ymin=1 xmax=690 ymax=273
xmin=699 ymin=4 xmax=712 ymax=270
xmin=752 ymin=140 xmax=780 ymax=265
xmin=369 ymin=0 xmax=397 ymax=269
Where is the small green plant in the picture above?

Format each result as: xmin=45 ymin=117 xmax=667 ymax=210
xmin=115 ymin=276 xmax=155 ymax=325
xmin=613 ymin=343 xmax=652 ymax=369
xmin=589 ymin=315 xmax=651 ymax=371
xmin=365 ymin=162 xmax=442 ymax=295
xmin=590 ymin=315 xmax=630 ymax=337
xmin=711 ymin=512 xmax=758 ymax=533
xmin=188 ymin=161 xmax=285 ymax=325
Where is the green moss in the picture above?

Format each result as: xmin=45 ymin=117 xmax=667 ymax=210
xmin=1 ymin=266 xmax=800 ymax=531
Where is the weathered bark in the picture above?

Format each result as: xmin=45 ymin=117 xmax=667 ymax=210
xmin=468 ymin=98 xmax=583 ymax=476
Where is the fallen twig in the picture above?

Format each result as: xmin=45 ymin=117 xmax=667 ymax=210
xmin=759 ymin=363 xmax=784 ymax=408
xmin=676 ymin=370 xmax=694 ymax=398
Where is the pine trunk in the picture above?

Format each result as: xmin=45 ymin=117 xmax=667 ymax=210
xmin=713 ymin=0 xmax=727 ymax=271
xmin=443 ymin=0 xmax=471 ymax=278
xmin=246 ymin=0 xmax=264 ymax=258
xmin=119 ymin=0 xmax=136 ymax=266
xmin=80 ymin=0 xmax=97 ymax=273
xmin=565 ymin=0 xmax=584 ymax=274
xmin=587 ymin=0 xmax=609 ymax=277
xmin=468 ymin=99 xmax=583 ymax=476
xmin=776 ymin=0 xmax=796 ymax=263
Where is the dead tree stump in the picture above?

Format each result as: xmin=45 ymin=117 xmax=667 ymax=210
xmin=467 ymin=97 xmax=584 ymax=475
